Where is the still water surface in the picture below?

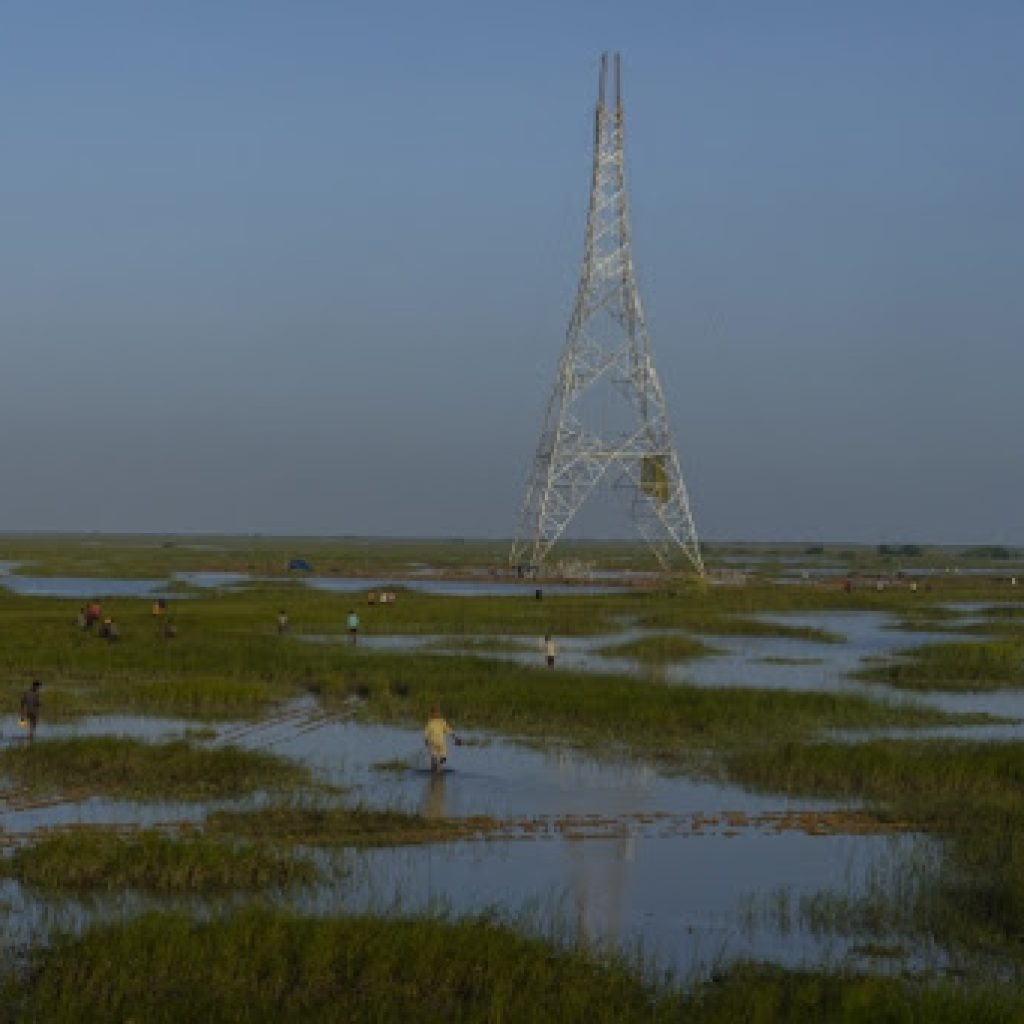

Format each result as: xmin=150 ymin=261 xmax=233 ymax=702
xmin=0 ymin=699 xmax=938 ymax=976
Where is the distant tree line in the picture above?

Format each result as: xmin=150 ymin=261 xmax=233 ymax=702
xmin=877 ymin=544 xmax=925 ymax=557
xmin=966 ymin=545 xmax=1017 ymax=560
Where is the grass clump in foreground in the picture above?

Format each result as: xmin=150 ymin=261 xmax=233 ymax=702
xmin=206 ymin=803 xmax=504 ymax=847
xmin=6 ymin=907 xmax=687 ymax=1023
xmin=857 ymin=637 xmax=1024 ymax=691
xmin=6 ymin=908 xmax=1021 ymax=1023
xmin=727 ymin=738 xmax=1024 ymax=816
xmin=2 ymin=828 xmax=314 ymax=892
xmin=0 ymin=737 xmax=309 ymax=800
xmin=727 ymin=739 xmax=1024 ymax=952
xmin=686 ymin=963 xmax=1020 ymax=1023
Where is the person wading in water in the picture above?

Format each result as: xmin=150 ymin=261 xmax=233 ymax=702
xmin=19 ymin=680 xmax=41 ymax=742
xmin=424 ymin=705 xmax=461 ymax=772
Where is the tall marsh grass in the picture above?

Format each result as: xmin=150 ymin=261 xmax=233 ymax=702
xmin=0 ymin=737 xmax=309 ymax=799
xmin=4 ymin=907 xmax=1019 ymax=1022
xmin=597 ymin=634 xmax=718 ymax=663
xmin=322 ymin=651 xmax=976 ymax=765
xmin=3 ymin=907 xmax=687 ymax=1022
xmin=857 ymin=638 xmax=1024 ymax=691
xmin=4 ymin=828 xmax=315 ymax=892
xmin=728 ymin=738 xmax=1024 ymax=950
xmin=206 ymin=803 xmax=500 ymax=847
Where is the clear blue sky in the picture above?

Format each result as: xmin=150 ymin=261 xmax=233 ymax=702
xmin=2 ymin=1 xmax=1022 ymax=543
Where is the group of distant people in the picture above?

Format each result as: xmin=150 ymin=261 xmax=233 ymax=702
xmin=18 ymin=597 xmax=183 ymax=742
xmin=418 ymin=626 xmax=562 ymax=770
xmin=73 ymin=598 xmax=178 ymax=642
xmin=77 ymin=600 xmax=120 ymax=642
xmin=20 ymin=586 xmax=558 ymax=763
xmin=276 ymin=608 xmax=361 ymax=644
xmin=276 ymin=600 xmax=559 ymax=667
xmin=151 ymin=598 xmax=177 ymax=638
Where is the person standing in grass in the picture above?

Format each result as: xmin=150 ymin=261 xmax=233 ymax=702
xmin=84 ymin=601 xmax=102 ymax=630
xmin=19 ymin=680 xmax=41 ymax=742
xmin=544 ymin=634 xmax=557 ymax=668
xmin=277 ymin=609 xmax=289 ymax=634
xmin=347 ymin=609 xmax=360 ymax=646
xmin=424 ymin=705 xmax=460 ymax=772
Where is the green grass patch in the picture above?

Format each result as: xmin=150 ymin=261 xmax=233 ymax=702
xmin=888 ymin=604 xmax=968 ymax=632
xmin=727 ymin=739 xmax=1024 ymax=819
xmin=727 ymin=739 xmax=1024 ymax=951
xmin=857 ymin=638 xmax=1024 ymax=691
xmin=3 ymin=828 xmax=314 ymax=892
xmin=5 ymin=908 xmax=1021 ymax=1023
xmin=2 ymin=907 xmax=686 ymax=1022
xmin=700 ymin=617 xmax=845 ymax=643
xmin=0 ymin=540 xmax=1010 ymax=764
xmin=370 ymin=758 xmax=412 ymax=773
xmin=320 ymin=651 xmax=983 ymax=768
xmin=846 ymin=941 xmax=909 ymax=959
xmin=597 ymin=633 xmax=719 ymax=663
xmin=206 ymin=803 xmax=503 ymax=847
xmin=682 ymin=963 xmax=1020 ymax=1023
xmin=631 ymin=609 xmax=846 ymax=643
xmin=0 ymin=545 xmax=1010 ymax=739
xmin=0 ymin=737 xmax=309 ymax=800
xmin=977 ymin=605 xmax=1024 ymax=620
xmin=0 ymin=588 xmax=988 ymax=771
xmin=50 ymin=676 xmax=293 ymax=719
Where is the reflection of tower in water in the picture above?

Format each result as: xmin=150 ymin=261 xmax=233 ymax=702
xmin=555 ymin=749 xmax=650 ymax=948
xmin=422 ymin=771 xmax=448 ymax=820
xmin=568 ymin=832 xmax=635 ymax=948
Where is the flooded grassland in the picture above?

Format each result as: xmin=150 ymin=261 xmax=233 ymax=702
xmin=1 ymin=536 xmax=1024 ymax=1018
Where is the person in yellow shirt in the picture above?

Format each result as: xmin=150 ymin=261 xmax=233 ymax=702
xmin=424 ymin=705 xmax=460 ymax=772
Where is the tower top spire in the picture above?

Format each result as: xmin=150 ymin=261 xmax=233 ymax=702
xmin=595 ymin=52 xmax=623 ymax=110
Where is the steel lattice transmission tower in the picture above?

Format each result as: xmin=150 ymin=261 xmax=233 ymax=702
xmin=510 ymin=53 xmax=704 ymax=576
